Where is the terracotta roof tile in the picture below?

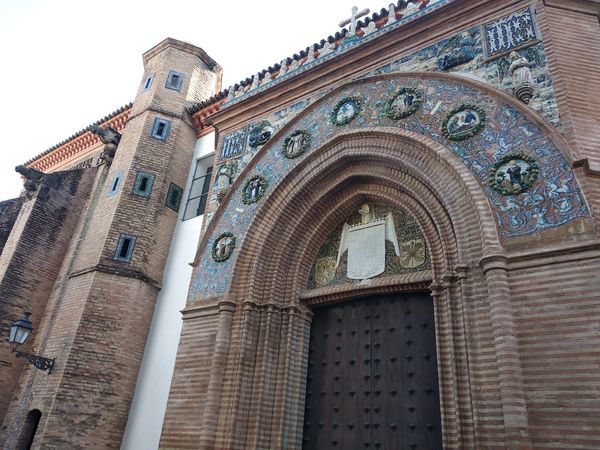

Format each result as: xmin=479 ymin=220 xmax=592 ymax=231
xmin=186 ymin=0 xmax=418 ymax=114
xmin=24 ymin=102 xmax=133 ymax=166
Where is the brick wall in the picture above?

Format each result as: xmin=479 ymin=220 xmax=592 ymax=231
xmin=160 ymin=1 xmax=600 ymax=448
xmin=0 ymin=168 xmax=97 ymax=430
xmin=0 ymin=197 xmax=25 ymax=255
xmin=510 ymin=251 xmax=600 ymax=448
xmin=159 ymin=304 xmax=220 ymax=449
xmin=537 ymin=0 xmax=600 ymax=166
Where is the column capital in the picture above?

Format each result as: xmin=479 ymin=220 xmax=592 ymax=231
xmin=479 ymin=253 xmax=508 ymax=273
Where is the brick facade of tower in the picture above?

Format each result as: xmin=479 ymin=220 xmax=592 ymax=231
xmin=0 ymin=39 xmax=221 ymax=448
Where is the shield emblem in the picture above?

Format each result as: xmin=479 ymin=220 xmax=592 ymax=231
xmin=346 ymin=221 xmax=386 ymax=280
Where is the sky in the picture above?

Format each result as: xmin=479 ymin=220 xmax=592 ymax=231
xmin=0 ymin=0 xmax=395 ymax=201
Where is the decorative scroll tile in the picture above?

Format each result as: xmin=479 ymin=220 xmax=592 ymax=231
xmin=220 ymin=129 xmax=247 ymax=160
xmin=482 ymin=6 xmax=540 ymax=60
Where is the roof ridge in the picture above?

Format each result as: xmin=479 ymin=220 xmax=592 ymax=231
xmin=186 ymin=0 xmax=423 ymax=115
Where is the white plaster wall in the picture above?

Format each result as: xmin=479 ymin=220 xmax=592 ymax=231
xmin=121 ymin=133 xmax=215 ymax=450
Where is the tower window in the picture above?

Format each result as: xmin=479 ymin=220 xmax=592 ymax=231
xmin=165 ymin=70 xmax=184 ymax=92
xmin=114 ymin=234 xmax=137 ymax=262
xmin=165 ymin=182 xmax=183 ymax=212
xmin=107 ymin=171 xmax=124 ymax=197
xmin=151 ymin=118 xmax=171 ymax=141
xmin=132 ymin=171 xmax=156 ymax=198
xmin=143 ymin=73 xmax=154 ymax=91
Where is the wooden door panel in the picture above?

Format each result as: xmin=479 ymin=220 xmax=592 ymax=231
xmin=303 ymin=293 xmax=442 ymax=450
xmin=372 ymin=293 xmax=443 ymax=450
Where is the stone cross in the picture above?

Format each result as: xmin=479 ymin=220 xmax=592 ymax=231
xmin=339 ymin=5 xmax=370 ymax=37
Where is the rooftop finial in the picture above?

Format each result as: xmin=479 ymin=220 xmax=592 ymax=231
xmin=339 ymin=5 xmax=370 ymax=37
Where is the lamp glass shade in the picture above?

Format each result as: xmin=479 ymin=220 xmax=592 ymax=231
xmin=9 ymin=312 xmax=33 ymax=345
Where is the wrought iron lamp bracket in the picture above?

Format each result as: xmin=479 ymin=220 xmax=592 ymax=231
xmin=12 ymin=349 xmax=54 ymax=374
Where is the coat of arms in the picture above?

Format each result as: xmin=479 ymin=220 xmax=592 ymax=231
xmin=336 ymin=204 xmax=400 ymax=280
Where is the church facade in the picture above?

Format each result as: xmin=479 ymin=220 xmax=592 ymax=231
xmin=1 ymin=0 xmax=600 ymax=449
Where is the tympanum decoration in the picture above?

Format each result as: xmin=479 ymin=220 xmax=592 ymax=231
xmin=336 ymin=204 xmax=400 ymax=280
xmin=331 ymin=97 xmax=362 ymax=126
xmin=308 ymin=204 xmax=430 ymax=289
xmin=489 ymin=153 xmax=539 ymax=195
xmin=385 ymin=88 xmax=422 ymax=119
xmin=242 ymin=175 xmax=268 ymax=204
xmin=442 ymin=104 xmax=486 ymax=141
xmin=212 ymin=232 xmax=236 ymax=262
xmin=282 ymin=129 xmax=311 ymax=159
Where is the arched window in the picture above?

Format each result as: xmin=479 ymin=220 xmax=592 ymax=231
xmin=15 ymin=409 xmax=41 ymax=450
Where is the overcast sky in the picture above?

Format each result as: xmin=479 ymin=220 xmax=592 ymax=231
xmin=0 ymin=0 xmax=394 ymax=200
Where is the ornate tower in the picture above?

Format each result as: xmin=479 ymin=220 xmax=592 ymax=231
xmin=0 ymin=38 xmax=221 ymax=448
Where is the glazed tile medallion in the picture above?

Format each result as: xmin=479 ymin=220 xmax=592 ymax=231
xmin=442 ymin=104 xmax=486 ymax=141
xmin=331 ymin=97 xmax=362 ymax=126
xmin=385 ymin=88 xmax=422 ymax=120
xmin=211 ymin=232 xmax=236 ymax=262
xmin=282 ymin=130 xmax=312 ymax=159
xmin=242 ymin=175 xmax=268 ymax=204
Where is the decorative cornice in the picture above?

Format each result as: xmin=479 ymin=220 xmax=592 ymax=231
xmin=191 ymin=99 xmax=224 ymax=137
xmin=68 ymin=263 xmax=160 ymax=289
xmin=25 ymin=104 xmax=132 ymax=172
xmin=544 ymin=0 xmax=600 ymax=16
xmin=300 ymin=271 xmax=433 ymax=306
xmin=142 ymin=37 xmax=221 ymax=71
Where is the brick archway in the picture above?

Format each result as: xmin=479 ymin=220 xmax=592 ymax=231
xmin=198 ymin=129 xmax=531 ymax=449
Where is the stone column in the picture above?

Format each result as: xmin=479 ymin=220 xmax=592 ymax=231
xmin=432 ymin=271 xmax=476 ymax=450
xmin=277 ymin=303 xmax=313 ymax=449
xmin=430 ymin=280 xmax=460 ymax=449
xmin=453 ymin=264 xmax=476 ymax=448
xmin=480 ymin=255 xmax=532 ymax=449
xmin=198 ymin=300 xmax=235 ymax=450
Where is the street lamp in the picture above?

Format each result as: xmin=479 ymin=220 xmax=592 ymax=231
xmin=8 ymin=312 xmax=54 ymax=374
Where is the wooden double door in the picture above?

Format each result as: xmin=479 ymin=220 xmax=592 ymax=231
xmin=303 ymin=293 xmax=443 ymax=450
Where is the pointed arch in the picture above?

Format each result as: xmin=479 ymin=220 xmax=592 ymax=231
xmin=230 ymin=127 xmax=500 ymax=303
